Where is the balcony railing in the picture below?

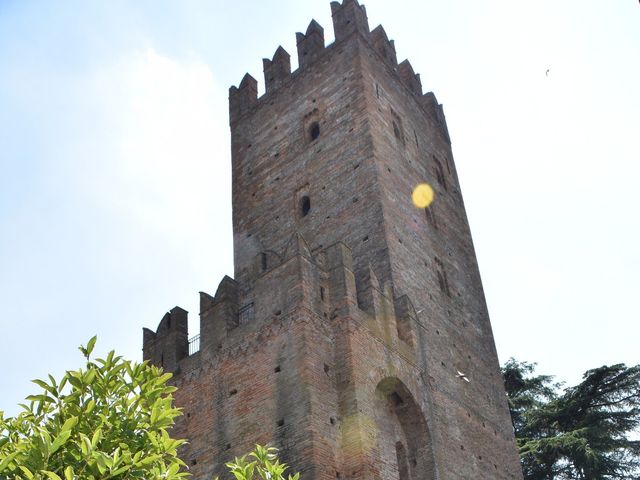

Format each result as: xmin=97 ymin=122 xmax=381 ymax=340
xmin=188 ymin=334 xmax=200 ymax=355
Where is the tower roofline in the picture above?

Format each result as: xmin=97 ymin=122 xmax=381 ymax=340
xmin=228 ymin=1 xmax=448 ymax=130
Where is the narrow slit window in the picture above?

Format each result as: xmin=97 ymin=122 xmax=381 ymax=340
xmin=309 ymin=122 xmax=320 ymax=141
xmin=390 ymin=108 xmax=405 ymax=145
xmin=433 ymin=156 xmax=447 ymax=190
xmin=301 ymin=196 xmax=311 ymax=217
xmin=434 ymin=257 xmax=451 ymax=297
xmin=261 ymin=252 xmax=267 ymax=271
xmin=425 ymin=207 xmax=438 ymax=229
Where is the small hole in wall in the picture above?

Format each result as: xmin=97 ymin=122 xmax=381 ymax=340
xmin=353 ymin=197 xmax=358 ymax=203
xmin=330 ymin=417 xmax=336 ymax=425
xmin=468 ymin=412 xmax=471 ymax=418
xmin=362 ymin=236 xmax=369 ymax=242
xmin=336 ymin=472 xmax=341 ymax=479
xmin=229 ymin=389 xmax=237 ymax=396
xmin=320 ymin=287 xmax=325 ymax=301
xmin=247 ymin=233 xmax=252 ymax=238
xmin=274 ymin=152 xmax=279 ymax=158
xmin=277 ymin=419 xmax=285 ymax=427
xmin=326 ymin=215 xmax=331 ymax=219
xmin=274 ymin=125 xmax=278 ymax=130
xmin=441 ymin=361 xmax=446 ymax=367
xmin=460 ymin=445 xmax=465 ymax=450
xmin=478 ymin=456 xmax=483 ymax=460
xmin=349 ymin=127 xmax=354 ymax=132
xmin=261 ymin=253 xmax=267 ymax=271
xmin=312 ymin=98 xmax=316 ymax=103
xmin=436 ymin=330 xmax=440 ymax=335
xmin=353 ymin=163 xmax=360 ymax=170
xmin=247 ymin=144 xmax=252 ymax=148
xmin=494 ymin=464 xmax=498 ymax=470
xmin=274 ymin=365 xmax=281 ymax=373
xmin=186 ymin=413 xmax=191 ymax=418
xmin=226 ymin=444 xmax=231 ymax=451
xmin=274 ymin=310 xmax=281 ymax=316
xmin=192 ymin=459 xmax=197 ymax=465
xmin=324 ymin=363 xmax=330 ymax=374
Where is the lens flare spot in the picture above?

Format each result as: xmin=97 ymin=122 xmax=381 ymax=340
xmin=412 ymin=183 xmax=434 ymax=208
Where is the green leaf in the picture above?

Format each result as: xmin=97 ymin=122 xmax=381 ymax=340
xmin=91 ymin=427 xmax=102 ymax=448
xmin=19 ymin=466 xmax=35 ymax=479
xmin=50 ymin=430 xmax=72 ymax=455
xmin=41 ymin=471 xmax=63 ymax=480
xmin=64 ymin=466 xmax=74 ymax=480
xmin=60 ymin=416 xmax=78 ymax=433
xmin=86 ymin=336 xmax=97 ymax=356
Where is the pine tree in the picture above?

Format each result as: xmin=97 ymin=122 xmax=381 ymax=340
xmin=503 ymin=361 xmax=640 ymax=479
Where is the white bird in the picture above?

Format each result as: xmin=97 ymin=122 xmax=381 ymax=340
xmin=456 ymin=370 xmax=470 ymax=383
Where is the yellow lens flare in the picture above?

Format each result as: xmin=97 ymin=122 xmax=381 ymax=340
xmin=412 ymin=183 xmax=434 ymax=208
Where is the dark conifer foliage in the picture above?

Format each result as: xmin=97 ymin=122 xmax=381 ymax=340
xmin=503 ymin=360 xmax=640 ymax=480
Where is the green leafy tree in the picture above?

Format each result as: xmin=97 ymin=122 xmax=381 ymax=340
xmin=221 ymin=445 xmax=299 ymax=480
xmin=0 ymin=337 xmax=187 ymax=479
xmin=503 ymin=360 xmax=640 ymax=480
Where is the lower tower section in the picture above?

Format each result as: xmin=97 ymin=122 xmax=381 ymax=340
xmin=144 ymin=235 xmax=522 ymax=479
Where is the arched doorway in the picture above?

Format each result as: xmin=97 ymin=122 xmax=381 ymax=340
xmin=373 ymin=377 xmax=435 ymax=480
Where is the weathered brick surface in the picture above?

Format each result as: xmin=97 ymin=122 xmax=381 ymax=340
xmin=142 ymin=1 xmax=523 ymax=478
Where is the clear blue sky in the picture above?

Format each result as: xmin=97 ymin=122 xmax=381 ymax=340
xmin=1 ymin=0 xmax=639 ymax=416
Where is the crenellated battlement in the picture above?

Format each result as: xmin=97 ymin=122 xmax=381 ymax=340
xmin=371 ymin=25 xmax=397 ymax=68
xmin=263 ymin=46 xmax=291 ymax=94
xmin=330 ymin=0 xmax=370 ymax=43
xmin=296 ymin=20 xmax=325 ymax=69
xmin=142 ymin=306 xmax=188 ymax=372
xmin=143 ymin=234 xmax=420 ymax=372
xmin=228 ymin=0 xmax=448 ymax=132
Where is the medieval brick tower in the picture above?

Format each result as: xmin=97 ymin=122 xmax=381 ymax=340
xmin=143 ymin=1 xmax=523 ymax=479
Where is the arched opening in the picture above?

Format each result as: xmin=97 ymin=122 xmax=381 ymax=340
xmin=373 ymin=377 xmax=435 ymax=480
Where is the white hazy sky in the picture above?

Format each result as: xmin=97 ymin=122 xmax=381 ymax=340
xmin=1 ymin=0 xmax=638 ymax=416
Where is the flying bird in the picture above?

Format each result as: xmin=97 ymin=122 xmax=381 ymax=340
xmin=456 ymin=370 xmax=470 ymax=383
